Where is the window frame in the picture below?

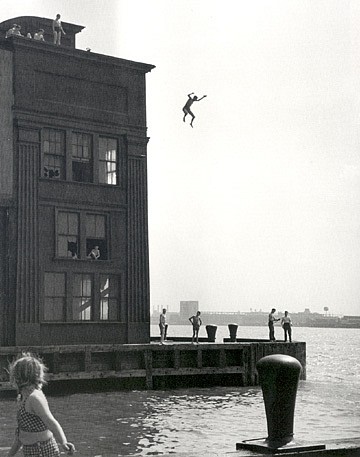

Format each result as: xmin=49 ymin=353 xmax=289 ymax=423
xmin=56 ymin=210 xmax=80 ymax=259
xmin=41 ymin=272 xmax=122 ymax=323
xmin=55 ymin=209 xmax=109 ymax=261
xmin=86 ymin=213 xmax=108 ymax=260
xmin=72 ymin=273 xmax=93 ymax=321
xmin=71 ymin=131 xmax=93 ymax=183
xmin=99 ymin=274 xmax=120 ymax=321
xmin=41 ymin=128 xmax=66 ymax=180
xmin=40 ymin=128 xmax=125 ymax=186
xmin=98 ymin=136 xmax=119 ymax=186
xmin=43 ymin=272 xmax=66 ymax=321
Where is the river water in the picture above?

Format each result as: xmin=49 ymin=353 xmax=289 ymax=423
xmin=0 ymin=326 xmax=359 ymax=456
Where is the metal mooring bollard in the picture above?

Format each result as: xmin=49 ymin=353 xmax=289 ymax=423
xmin=228 ymin=323 xmax=238 ymax=342
xmin=237 ymin=354 xmax=326 ymax=453
xmin=259 ymin=354 xmax=301 ymax=446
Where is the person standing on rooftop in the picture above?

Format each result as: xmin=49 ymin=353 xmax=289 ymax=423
xmin=52 ymin=14 xmax=66 ymax=45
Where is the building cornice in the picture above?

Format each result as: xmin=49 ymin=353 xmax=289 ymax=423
xmin=1 ymin=36 xmax=155 ymax=74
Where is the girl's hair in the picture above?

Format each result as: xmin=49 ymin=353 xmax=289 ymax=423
xmin=9 ymin=353 xmax=48 ymax=389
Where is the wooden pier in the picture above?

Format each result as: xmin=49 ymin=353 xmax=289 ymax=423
xmin=0 ymin=341 xmax=306 ymax=392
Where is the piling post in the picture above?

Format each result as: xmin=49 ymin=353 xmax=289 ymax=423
xmin=205 ymin=325 xmax=217 ymax=342
xmin=258 ymin=354 xmax=301 ymax=446
xmin=228 ymin=323 xmax=238 ymax=342
xmin=144 ymin=349 xmax=153 ymax=390
xmin=84 ymin=346 xmax=92 ymax=372
xmin=237 ymin=354 xmax=325 ymax=453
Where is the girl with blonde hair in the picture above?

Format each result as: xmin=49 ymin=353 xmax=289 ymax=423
xmin=7 ymin=353 xmax=75 ymax=457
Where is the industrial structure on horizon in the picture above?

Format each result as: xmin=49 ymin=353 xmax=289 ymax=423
xmin=151 ymin=301 xmax=360 ymax=328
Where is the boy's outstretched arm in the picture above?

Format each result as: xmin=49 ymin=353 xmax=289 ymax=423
xmin=197 ymin=95 xmax=207 ymax=101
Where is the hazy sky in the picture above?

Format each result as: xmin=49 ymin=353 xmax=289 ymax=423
xmin=2 ymin=0 xmax=360 ymax=315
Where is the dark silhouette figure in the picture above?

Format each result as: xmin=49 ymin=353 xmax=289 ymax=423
xmin=159 ymin=308 xmax=167 ymax=344
xmin=281 ymin=311 xmax=292 ymax=342
xmin=182 ymin=92 xmax=207 ymax=127
xmin=268 ymin=308 xmax=280 ymax=341
xmin=189 ymin=311 xmax=202 ymax=344
xmin=67 ymin=241 xmax=78 ymax=259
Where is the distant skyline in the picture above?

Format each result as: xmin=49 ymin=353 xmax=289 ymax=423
xmin=2 ymin=1 xmax=360 ymax=315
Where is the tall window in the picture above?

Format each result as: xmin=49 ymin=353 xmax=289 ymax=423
xmin=99 ymin=137 xmax=118 ymax=185
xmin=57 ymin=212 xmax=79 ymax=258
xmin=86 ymin=214 xmax=107 ymax=260
xmin=73 ymin=274 xmax=92 ymax=320
xmin=44 ymin=273 xmax=65 ymax=321
xmin=43 ymin=129 xmax=65 ymax=179
xmin=72 ymin=132 xmax=92 ymax=182
xmin=100 ymin=275 xmax=119 ymax=320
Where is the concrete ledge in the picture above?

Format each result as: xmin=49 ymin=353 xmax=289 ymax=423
xmin=233 ymin=437 xmax=360 ymax=456
xmin=151 ymin=336 xmax=210 ymax=342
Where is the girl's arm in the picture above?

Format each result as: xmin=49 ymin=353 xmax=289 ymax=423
xmin=29 ymin=392 xmax=75 ymax=453
xmin=7 ymin=431 xmax=21 ymax=456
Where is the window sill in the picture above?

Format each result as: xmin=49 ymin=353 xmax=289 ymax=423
xmin=39 ymin=178 xmax=121 ymax=188
xmin=53 ymin=257 xmax=112 ymax=263
xmin=41 ymin=321 xmax=124 ymax=324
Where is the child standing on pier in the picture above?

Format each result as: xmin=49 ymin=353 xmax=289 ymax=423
xmin=7 ymin=353 xmax=75 ymax=457
xmin=189 ymin=311 xmax=202 ymax=344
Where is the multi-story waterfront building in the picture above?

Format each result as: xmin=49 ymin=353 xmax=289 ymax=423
xmin=0 ymin=16 xmax=154 ymax=346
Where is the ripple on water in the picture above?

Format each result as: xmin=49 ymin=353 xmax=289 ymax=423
xmin=1 ymin=327 xmax=359 ymax=456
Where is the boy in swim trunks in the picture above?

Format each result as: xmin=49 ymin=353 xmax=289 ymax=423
xmin=182 ymin=92 xmax=207 ymax=127
xmin=52 ymin=14 xmax=66 ymax=45
xmin=189 ymin=311 xmax=202 ymax=343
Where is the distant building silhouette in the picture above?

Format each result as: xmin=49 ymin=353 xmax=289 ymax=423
xmin=180 ymin=301 xmax=199 ymax=322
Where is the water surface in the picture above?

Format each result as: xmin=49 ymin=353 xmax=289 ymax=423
xmin=1 ymin=326 xmax=359 ymax=456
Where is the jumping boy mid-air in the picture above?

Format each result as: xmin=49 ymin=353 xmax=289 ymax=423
xmin=182 ymin=92 xmax=207 ymax=127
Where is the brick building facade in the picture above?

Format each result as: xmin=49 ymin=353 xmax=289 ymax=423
xmin=0 ymin=16 xmax=154 ymax=346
